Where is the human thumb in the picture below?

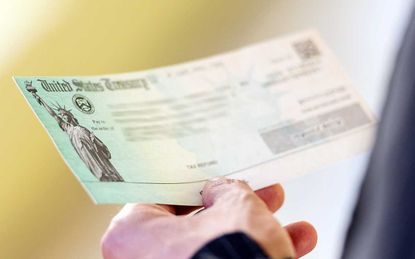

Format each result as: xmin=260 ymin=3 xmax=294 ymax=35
xmin=201 ymin=177 xmax=255 ymax=208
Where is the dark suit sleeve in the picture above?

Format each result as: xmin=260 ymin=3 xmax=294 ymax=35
xmin=191 ymin=232 xmax=271 ymax=259
xmin=342 ymin=5 xmax=415 ymax=259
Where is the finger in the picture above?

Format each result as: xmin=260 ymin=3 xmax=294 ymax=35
xmin=284 ymin=221 xmax=318 ymax=258
xmin=254 ymin=184 xmax=285 ymax=213
xmin=115 ymin=204 xmax=175 ymax=222
xmin=202 ymin=177 xmax=255 ymax=208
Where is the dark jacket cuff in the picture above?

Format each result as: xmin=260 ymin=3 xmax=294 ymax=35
xmin=191 ymin=232 xmax=270 ymax=259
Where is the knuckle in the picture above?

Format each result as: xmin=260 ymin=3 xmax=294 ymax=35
xmin=223 ymin=186 xmax=258 ymax=206
xmin=223 ymin=179 xmax=252 ymax=194
xmin=237 ymin=188 xmax=256 ymax=201
xmin=101 ymin=205 xmax=149 ymax=259
xmin=101 ymin=226 xmax=125 ymax=259
xmin=101 ymin=213 xmax=146 ymax=259
xmin=113 ymin=204 xmax=152 ymax=222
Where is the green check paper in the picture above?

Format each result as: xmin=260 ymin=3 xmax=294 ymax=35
xmin=14 ymin=30 xmax=375 ymax=205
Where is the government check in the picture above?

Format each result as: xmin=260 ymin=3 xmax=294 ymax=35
xmin=14 ymin=30 xmax=376 ymax=205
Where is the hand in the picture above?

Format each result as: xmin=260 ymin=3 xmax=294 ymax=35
xmin=101 ymin=178 xmax=317 ymax=259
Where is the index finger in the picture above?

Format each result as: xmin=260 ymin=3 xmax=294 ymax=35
xmin=255 ymin=184 xmax=285 ymax=213
xmin=159 ymin=182 xmax=284 ymax=215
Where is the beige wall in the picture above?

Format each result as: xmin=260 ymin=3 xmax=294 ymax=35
xmin=0 ymin=1 xmax=411 ymax=258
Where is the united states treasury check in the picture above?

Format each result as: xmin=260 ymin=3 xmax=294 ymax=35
xmin=14 ymin=30 xmax=376 ymax=205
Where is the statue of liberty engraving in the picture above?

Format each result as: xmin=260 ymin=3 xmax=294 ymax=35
xmin=25 ymin=81 xmax=124 ymax=182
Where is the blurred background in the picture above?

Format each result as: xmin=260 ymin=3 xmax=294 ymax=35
xmin=0 ymin=0 xmax=412 ymax=258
